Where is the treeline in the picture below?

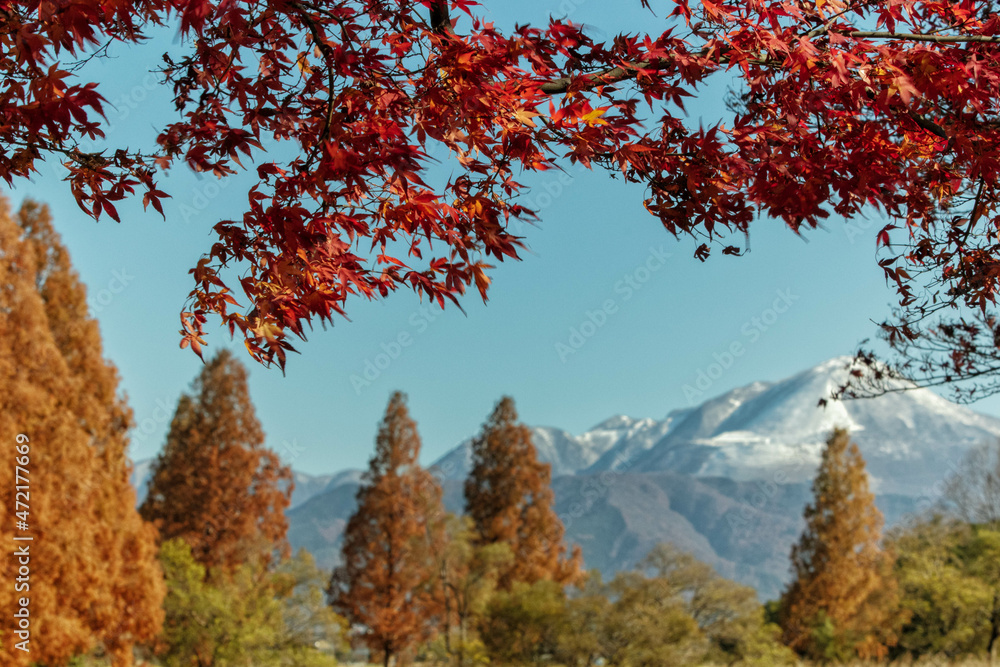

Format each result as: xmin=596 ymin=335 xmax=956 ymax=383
xmin=329 ymin=391 xmax=795 ymax=667
xmin=5 ymin=196 xmax=1000 ymax=666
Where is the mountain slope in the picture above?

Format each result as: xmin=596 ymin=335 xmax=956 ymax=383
xmin=431 ymin=421 xmax=632 ymax=480
xmin=602 ymin=358 xmax=1000 ymax=495
xmin=285 ymin=469 xmax=920 ymax=601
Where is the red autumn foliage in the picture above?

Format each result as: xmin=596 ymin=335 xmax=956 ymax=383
xmin=6 ymin=0 xmax=1000 ymax=389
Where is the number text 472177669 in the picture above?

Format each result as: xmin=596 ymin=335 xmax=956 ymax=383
xmin=12 ymin=433 xmax=31 ymax=654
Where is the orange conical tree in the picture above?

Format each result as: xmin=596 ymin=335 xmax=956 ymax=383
xmin=464 ymin=396 xmax=581 ymax=589
xmin=140 ymin=349 xmax=292 ymax=571
xmin=778 ymin=427 xmax=905 ymax=661
xmin=0 ymin=198 xmax=164 ymax=667
xmin=328 ymin=392 xmax=445 ymax=667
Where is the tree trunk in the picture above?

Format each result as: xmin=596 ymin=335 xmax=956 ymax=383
xmin=988 ymin=591 xmax=1000 ymax=665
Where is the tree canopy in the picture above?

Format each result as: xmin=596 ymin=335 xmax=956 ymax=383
xmin=0 ymin=198 xmax=164 ymax=666
xmin=7 ymin=0 xmax=1000 ymax=391
xmin=464 ymin=396 xmax=582 ymax=588
xmin=328 ymin=391 xmax=445 ymax=667
xmin=779 ymin=428 xmax=905 ymax=661
xmin=140 ymin=348 xmax=293 ymax=571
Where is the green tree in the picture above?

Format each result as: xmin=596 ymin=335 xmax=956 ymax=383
xmin=890 ymin=514 xmax=1000 ymax=662
xmin=556 ymin=572 xmax=611 ymax=667
xmin=889 ymin=516 xmax=990 ymax=658
xmin=431 ymin=514 xmax=513 ymax=667
xmin=478 ymin=579 xmax=569 ymax=665
xmin=600 ymin=571 xmax=705 ymax=667
xmin=639 ymin=544 xmax=794 ymax=666
xmin=273 ymin=549 xmax=350 ymax=663
xmin=156 ymin=539 xmax=342 ymax=667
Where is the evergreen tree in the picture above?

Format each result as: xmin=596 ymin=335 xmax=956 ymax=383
xmin=778 ymin=428 xmax=906 ymax=661
xmin=328 ymin=392 xmax=445 ymax=667
xmin=141 ymin=349 xmax=292 ymax=571
xmin=0 ymin=198 xmax=164 ymax=666
xmin=464 ymin=396 xmax=582 ymax=588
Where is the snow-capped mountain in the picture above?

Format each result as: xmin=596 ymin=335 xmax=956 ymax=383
xmin=130 ymin=458 xmax=155 ymax=505
xmin=428 ymin=357 xmax=1000 ymax=496
xmin=583 ymin=357 xmax=1000 ymax=495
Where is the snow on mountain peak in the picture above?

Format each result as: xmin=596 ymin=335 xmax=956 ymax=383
xmin=590 ymin=415 xmax=642 ymax=431
xmin=603 ymin=357 xmax=1000 ymax=495
xmin=425 ymin=357 xmax=1000 ymax=493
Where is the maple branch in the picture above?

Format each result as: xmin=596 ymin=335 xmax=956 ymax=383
xmin=906 ymin=109 xmax=948 ymax=139
xmin=963 ymin=178 xmax=987 ymax=247
xmin=429 ymin=0 xmax=454 ymax=37
xmin=294 ymin=5 xmax=339 ymax=170
xmin=539 ymin=28 xmax=1000 ymax=96
xmin=538 ymin=49 xmax=786 ymax=95
xmin=540 ymin=61 xmax=671 ymax=95
xmin=846 ymin=31 xmax=1000 ymax=43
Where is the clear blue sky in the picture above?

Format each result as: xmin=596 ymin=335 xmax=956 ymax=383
xmin=12 ymin=1 xmax=998 ymax=473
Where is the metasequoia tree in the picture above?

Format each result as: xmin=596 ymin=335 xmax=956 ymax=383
xmin=464 ymin=396 xmax=582 ymax=588
xmin=0 ymin=197 xmax=164 ymax=666
xmin=140 ymin=349 xmax=292 ymax=571
xmin=328 ymin=391 xmax=445 ymax=667
xmin=779 ymin=428 xmax=905 ymax=661
xmin=8 ymin=1 xmax=1000 ymax=390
